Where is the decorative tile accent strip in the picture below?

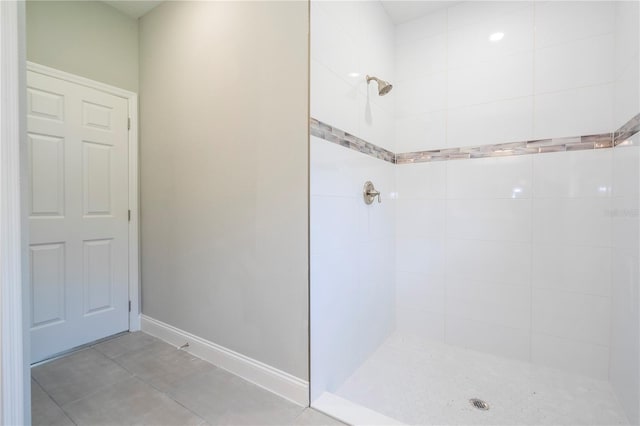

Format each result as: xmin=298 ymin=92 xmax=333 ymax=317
xmin=310 ymin=118 xmax=396 ymax=163
xmin=396 ymin=133 xmax=614 ymax=164
xmin=614 ymin=112 xmax=640 ymax=146
xmin=310 ymin=113 xmax=639 ymax=165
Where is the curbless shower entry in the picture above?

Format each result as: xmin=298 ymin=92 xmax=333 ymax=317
xmin=310 ymin=1 xmax=640 ymax=425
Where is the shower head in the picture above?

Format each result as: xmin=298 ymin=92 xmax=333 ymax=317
xmin=366 ymin=75 xmax=393 ymax=96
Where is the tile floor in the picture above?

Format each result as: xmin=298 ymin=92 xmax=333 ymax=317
xmin=32 ymin=332 xmax=343 ymax=426
xmin=335 ymin=334 xmax=630 ymax=425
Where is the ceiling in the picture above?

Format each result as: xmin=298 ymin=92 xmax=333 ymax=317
xmin=104 ymin=1 xmax=454 ymax=25
xmin=103 ymin=1 xmax=162 ymax=18
xmin=381 ymin=1 xmax=456 ymax=25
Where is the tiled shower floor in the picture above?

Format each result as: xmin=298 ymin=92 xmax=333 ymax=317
xmin=335 ymin=334 xmax=630 ymax=425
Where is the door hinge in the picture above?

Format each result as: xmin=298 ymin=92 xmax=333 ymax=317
xmin=129 ymin=301 xmax=132 ymax=312
xmin=128 ymin=209 xmax=131 ymax=222
xmin=127 ymin=117 xmax=131 ymax=130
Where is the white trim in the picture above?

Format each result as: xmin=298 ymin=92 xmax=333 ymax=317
xmin=27 ymin=62 xmax=136 ymax=100
xmin=141 ymin=315 xmax=310 ymax=407
xmin=25 ymin=62 xmax=141 ymax=331
xmin=313 ymin=392 xmax=405 ymax=426
xmin=1 ymin=2 xmax=25 ymax=425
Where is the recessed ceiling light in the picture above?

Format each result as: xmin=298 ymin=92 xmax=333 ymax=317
xmin=489 ymin=32 xmax=504 ymax=42
xmin=348 ymin=72 xmax=360 ymax=78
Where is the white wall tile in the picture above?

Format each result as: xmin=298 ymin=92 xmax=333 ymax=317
xmin=531 ymin=333 xmax=609 ymax=380
xmin=395 ymin=110 xmax=447 ymax=152
xmin=614 ymin=0 xmax=640 ymax=74
xmin=396 ymin=198 xmax=446 ymax=239
xmin=534 ymin=1 xmax=615 ymax=49
xmin=447 ymin=96 xmax=534 ymax=147
xmin=310 ymin=195 xmax=360 ymax=256
xmin=446 ymin=276 xmax=531 ymax=330
xmin=311 ymin=136 xmax=391 ymax=198
xmin=533 ymin=83 xmax=613 ymax=139
xmin=532 ymin=197 xmax=611 ymax=246
xmin=447 ymin=1 xmax=532 ymax=32
xmin=310 ymin=137 xmax=354 ymax=198
xmin=614 ymin=58 xmax=640 ymax=129
xmin=612 ymin=145 xmax=640 ymax=198
xmin=611 ymin=197 xmax=640 ymax=253
xmin=311 ymin=4 xmax=359 ymax=85
xmin=533 ymin=149 xmax=612 ymax=198
xmin=446 ymin=155 xmax=532 ymax=199
xmin=532 ymin=287 xmax=610 ymax=345
xmin=395 ymin=162 xmax=446 ymax=199
xmin=311 ymin=60 xmax=359 ymax=136
xmin=397 ymin=270 xmax=445 ymax=315
xmin=358 ymin=93 xmax=395 ymax=152
xmin=446 ymin=198 xmax=532 ymax=242
xmin=395 ymin=72 xmax=447 ymax=116
xmin=446 ymin=239 xmax=531 ymax=287
xmin=447 ymin=6 xmax=534 ymax=70
xmin=535 ymin=34 xmax=614 ymax=95
xmin=445 ymin=316 xmax=530 ymax=362
xmin=312 ymin=1 xmax=361 ymax=42
xmin=610 ymin=246 xmax=640 ymax=423
xmin=396 ymin=237 xmax=445 ymax=275
xmin=396 ymin=34 xmax=446 ymax=81
xmin=448 ymin=52 xmax=534 ymax=108
xmin=395 ymin=8 xmax=446 ymax=45
xmin=358 ymin=1 xmax=395 ymax=89
xmin=310 ymin=249 xmax=362 ymax=396
xmin=362 ymin=199 xmax=397 ymax=243
xmin=532 ymin=243 xmax=611 ymax=296
xmin=396 ymin=306 xmax=445 ymax=342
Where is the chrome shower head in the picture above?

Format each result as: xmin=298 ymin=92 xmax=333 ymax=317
xmin=366 ymin=75 xmax=393 ymax=96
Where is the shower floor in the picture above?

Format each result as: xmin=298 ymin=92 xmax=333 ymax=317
xmin=334 ymin=334 xmax=630 ymax=425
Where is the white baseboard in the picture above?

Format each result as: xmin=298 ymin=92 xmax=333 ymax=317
xmin=313 ymin=392 xmax=405 ymax=426
xmin=140 ymin=315 xmax=309 ymax=407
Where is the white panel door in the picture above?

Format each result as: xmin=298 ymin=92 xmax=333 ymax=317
xmin=27 ymin=71 xmax=130 ymax=363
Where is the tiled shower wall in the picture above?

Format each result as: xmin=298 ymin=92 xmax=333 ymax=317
xmin=395 ymin=1 xmax=616 ymax=151
xmin=311 ymin=1 xmax=639 ymax=422
xmin=310 ymin=0 xmax=396 ymax=401
xmin=394 ymin=0 xmax=638 ymax=381
xmin=396 ymin=149 xmax=617 ymax=378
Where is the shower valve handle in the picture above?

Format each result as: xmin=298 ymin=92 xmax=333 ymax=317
xmin=368 ymin=190 xmax=381 ymax=203
xmin=363 ymin=181 xmax=382 ymax=204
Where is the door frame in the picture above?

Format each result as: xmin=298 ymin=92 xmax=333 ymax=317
xmin=1 ymin=1 xmax=27 ymax=425
xmin=26 ymin=61 xmax=141 ymax=333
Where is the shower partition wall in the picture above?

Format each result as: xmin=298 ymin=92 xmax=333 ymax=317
xmin=310 ymin=1 xmax=640 ymax=425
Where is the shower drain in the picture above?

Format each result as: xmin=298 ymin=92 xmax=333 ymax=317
xmin=469 ymin=398 xmax=490 ymax=411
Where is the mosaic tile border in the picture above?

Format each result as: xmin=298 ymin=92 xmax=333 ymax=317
xmin=310 ymin=113 xmax=640 ymax=164
xmin=310 ymin=118 xmax=396 ymax=163
xmin=396 ymin=133 xmax=614 ymax=164
xmin=614 ymin=112 xmax=640 ymax=146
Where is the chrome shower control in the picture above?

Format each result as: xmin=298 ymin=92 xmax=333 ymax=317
xmin=363 ymin=181 xmax=381 ymax=205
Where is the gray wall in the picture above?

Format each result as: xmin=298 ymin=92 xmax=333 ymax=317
xmin=26 ymin=1 xmax=138 ymax=92
xmin=139 ymin=1 xmax=309 ymax=380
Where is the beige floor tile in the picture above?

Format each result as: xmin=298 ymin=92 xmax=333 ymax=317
xmin=93 ymin=332 xmax=160 ymax=359
xmin=113 ymin=340 xmax=214 ymax=393
xmin=32 ymin=348 xmax=132 ymax=406
xmin=168 ymin=367 xmax=305 ymax=425
xmin=31 ymin=379 xmax=75 ymax=426
xmin=63 ymin=376 xmax=205 ymax=426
